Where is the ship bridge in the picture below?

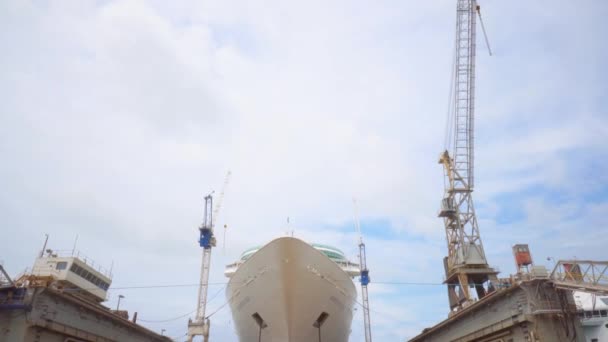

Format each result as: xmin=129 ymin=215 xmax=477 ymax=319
xmin=28 ymin=249 xmax=112 ymax=302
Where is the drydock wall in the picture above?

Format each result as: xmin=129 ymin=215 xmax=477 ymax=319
xmin=409 ymin=279 xmax=585 ymax=342
xmin=0 ymin=287 xmax=170 ymax=342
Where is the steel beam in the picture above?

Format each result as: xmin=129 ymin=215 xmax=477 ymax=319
xmin=550 ymin=260 xmax=608 ymax=295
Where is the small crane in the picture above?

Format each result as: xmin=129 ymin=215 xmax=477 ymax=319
xmin=187 ymin=171 xmax=231 ymax=342
xmin=353 ymin=199 xmax=372 ymax=342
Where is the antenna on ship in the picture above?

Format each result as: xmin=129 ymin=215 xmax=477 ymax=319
xmin=353 ymin=198 xmax=372 ymax=342
xmin=285 ymin=216 xmax=292 ymax=236
xmin=39 ymin=234 xmax=49 ymax=258
xmin=71 ymin=234 xmax=79 ymax=256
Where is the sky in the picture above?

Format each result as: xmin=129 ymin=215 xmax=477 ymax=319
xmin=1 ymin=0 xmax=607 ymax=340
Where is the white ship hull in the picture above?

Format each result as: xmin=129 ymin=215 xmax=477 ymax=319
xmin=226 ymin=237 xmax=357 ymax=342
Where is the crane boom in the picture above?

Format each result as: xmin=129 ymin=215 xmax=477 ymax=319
xmin=451 ymin=0 xmax=477 ymax=189
xmin=438 ymin=0 xmax=497 ymax=312
xmin=212 ymin=171 xmax=231 ymax=228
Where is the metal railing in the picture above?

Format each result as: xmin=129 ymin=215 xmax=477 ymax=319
xmin=224 ymin=260 xmax=360 ymax=277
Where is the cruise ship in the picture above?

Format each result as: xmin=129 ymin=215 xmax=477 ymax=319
xmin=224 ymin=237 xmax=360 ymax=342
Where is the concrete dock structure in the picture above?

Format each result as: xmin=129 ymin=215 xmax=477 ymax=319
xmin=409 ymin=279 xmax=585 ymax=342
xmin=0 ymin=285 xmax=171 ymax=342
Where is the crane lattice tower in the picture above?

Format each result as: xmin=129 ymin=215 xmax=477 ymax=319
xmin=187 ymin=194 xmax=215 ymax=342
xmin=438 ymin=0 xmax=498 ymax=312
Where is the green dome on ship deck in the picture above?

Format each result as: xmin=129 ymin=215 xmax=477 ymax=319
xmin=239 ymin=243 xmax=347 ymax=261
xmin=239 ymin=246 xmax=262 ymax=260
xmin=310 ymin=243 xmax=346 ymax=261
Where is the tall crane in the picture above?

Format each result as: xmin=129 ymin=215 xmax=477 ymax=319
xmin=187 ymin=172 xmax=231 ymax=342
xmin=187 ymin=194 xmax=214 ymax=342
xmin=438 ymin=0 xmax=498 ymax=312
xmin=353 ymin=199 xmax=372 ymax=342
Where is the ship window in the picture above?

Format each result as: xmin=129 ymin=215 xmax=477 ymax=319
xmin=56 ymin=262 xmax=68 ymax=270
xmin=601 ymin=310 xmax=607 ymax=317
xmin=72 ymin=264 xmax=83 ymax=276
xmin=68 ymin=263 xmax=110 ymax=291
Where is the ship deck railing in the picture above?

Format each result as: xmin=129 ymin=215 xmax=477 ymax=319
xmin=225 ymin=260 xmax=361 ymax=277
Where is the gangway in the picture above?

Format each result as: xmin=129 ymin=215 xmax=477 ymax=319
xmin=550 ymin=260 xmax=608 ymax=295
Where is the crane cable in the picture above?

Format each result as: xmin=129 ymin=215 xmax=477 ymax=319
xmin=477 ymin=5 xmax=493 ymax=56
xmin=444 ymin=3 xmax=493 ymax=154
xmin=442 ymin=22 xmax=458 ymax=193
xmin=138 ymin=286 xmax=225 ymax=323
xmin=443 ymin=25 xmax=457 ymax=154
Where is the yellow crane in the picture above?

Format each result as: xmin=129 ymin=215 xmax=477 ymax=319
xmin=438 ymin=0 xmax=497 ymax=313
